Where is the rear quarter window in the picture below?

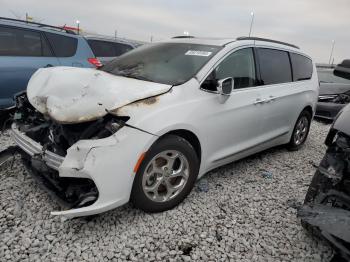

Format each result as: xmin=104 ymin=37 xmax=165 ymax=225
xmin=290 ymin=53 xmax=313 ymax=81
xmin=87 ymin=40 xmax=115 ymax=57
xmin=87 ymin=40 xmax=133 ymax=57
xmin=45 ymin=32 xmax=77 ymax=57
xmin=257 ymin=48 xmax=292 ymax=85
xmin=114 ymin=42 xmax=133 ymax=56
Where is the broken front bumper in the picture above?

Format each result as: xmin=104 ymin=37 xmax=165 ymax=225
xmin=11 ymin=123 xmax=156 ymax=218
xmin=12 ymin=124 xmax=64 ymax=170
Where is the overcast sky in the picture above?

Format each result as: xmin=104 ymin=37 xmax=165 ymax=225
xmin=1 ymin=0 xmax=348 ymax=63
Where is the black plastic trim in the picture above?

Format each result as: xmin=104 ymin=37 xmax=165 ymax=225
xmin=0 ymin=16 xmax=76 ymax=35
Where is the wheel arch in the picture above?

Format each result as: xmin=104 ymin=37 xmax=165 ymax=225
xmin=159 ymin=129 xmax=202 ymax=164
xmin=302 ymin=105 xmax=314 ymax=117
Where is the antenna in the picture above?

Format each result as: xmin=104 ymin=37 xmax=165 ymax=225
xmin=249 ymin=12 xmax=255 ymax=37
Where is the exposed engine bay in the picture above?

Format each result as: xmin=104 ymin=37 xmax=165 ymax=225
xmin=14 ymin=92 xmax=129 ymax=157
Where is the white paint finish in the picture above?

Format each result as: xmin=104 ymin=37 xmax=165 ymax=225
xmin=27 ymin=66 xmax=171 ymax=123
xmin=16 ymin=39 xmax=319 ymax=218
xmin=51 ymin=126 xmax=156 ymax=218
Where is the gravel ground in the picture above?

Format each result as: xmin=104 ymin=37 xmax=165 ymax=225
xmin=0 ymin=121 xmax=334 ymax=261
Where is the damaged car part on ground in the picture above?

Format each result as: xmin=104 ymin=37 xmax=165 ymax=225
xmin=3 ymin=36 xmax=319 ymax=218
xmin=298 ymin=102 xmax=350 ymax=261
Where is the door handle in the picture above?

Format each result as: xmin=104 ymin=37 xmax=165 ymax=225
xmin=266 ymin=95 xmax=276 ymax=103
xmin=254 ymin=98 xmax=265 ymax=105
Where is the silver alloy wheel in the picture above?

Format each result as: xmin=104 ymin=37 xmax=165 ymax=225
xmin=142 ymin=150 xmax=190 ymax=202
xmin=294 ymin=116 xmax=309 ymax=145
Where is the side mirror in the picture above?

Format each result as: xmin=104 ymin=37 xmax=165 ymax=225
xmin=217 ymin=77 xmax=234 ymax=96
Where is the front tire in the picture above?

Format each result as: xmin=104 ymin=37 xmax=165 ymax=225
xmin=288 ymin=110 xmax=312 ymax=151
xmin=131 ymin=135 xmax=199 ymax=212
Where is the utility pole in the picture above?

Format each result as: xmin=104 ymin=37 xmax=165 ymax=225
xmin=328 ymin=40 xmax=335 ymax=65
xmin=76 ymin=20 xmax=80 ymax=34
xmin=249 ymin=12 xmax=255 ymax=37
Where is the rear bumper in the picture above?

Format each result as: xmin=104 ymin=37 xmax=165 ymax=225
xmin=315 ymin=102 xmax=346 ymax=120
xmin=11 ymin=123 xmax=155 ymax=218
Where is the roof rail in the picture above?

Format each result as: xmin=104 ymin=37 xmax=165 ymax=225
xmin=236 ymin=36 xmax=299 ymax=49
xmin=0 ymin=17 xmax=77 ymax=35
xmin=172 ymin=35 xmax=195 ymax=39
xmin=83 ymin=33 xmax=147 ymax=44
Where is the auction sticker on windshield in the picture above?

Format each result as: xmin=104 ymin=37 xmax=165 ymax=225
xmin=185 ymin=50 xmax=213 ymax=56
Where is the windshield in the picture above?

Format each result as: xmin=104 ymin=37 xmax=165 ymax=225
xmin=317 ymin=68 xmax=350 ymax=84
xmin=101 ymin=43 xmax=222 ymax=85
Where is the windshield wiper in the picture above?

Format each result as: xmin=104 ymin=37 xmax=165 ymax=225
xmin=117 ymin=74 xmax=153 ymax=82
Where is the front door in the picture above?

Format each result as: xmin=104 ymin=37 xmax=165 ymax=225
xmin=198 ymin=47 xmax=270 ymax=168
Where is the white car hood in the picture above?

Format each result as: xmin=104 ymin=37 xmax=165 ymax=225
xmin=27 ymin=67 xmax=171 ymax=123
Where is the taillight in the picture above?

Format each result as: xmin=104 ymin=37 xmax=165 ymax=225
xmin=87 ymin=58 xmax=103 ymax=68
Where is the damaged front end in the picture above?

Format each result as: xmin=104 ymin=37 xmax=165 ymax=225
xmin=298 ymin=105 xmax=350 ymax=261
xmin=7 ymin=92 xmax=129 ymax=211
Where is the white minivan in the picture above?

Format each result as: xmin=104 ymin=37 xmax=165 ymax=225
xmin=11 ymin=36 xmax=319 ymax=218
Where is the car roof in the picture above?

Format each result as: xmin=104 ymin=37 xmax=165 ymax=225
xmin=84 ymin=34 xmax=146 ymax=47
xmin=162 ymin=36 xmax=301 ymax=51
xmin=0 ymin=17 xmax=82 ymax=38
xmin=164 ymin=36 xmax=237 ymax=46
xmin=160 ymin=36 xmax=312 ymax=59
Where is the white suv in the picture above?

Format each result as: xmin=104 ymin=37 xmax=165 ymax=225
xmin=11 ymin=36 xmax=319 ymax=218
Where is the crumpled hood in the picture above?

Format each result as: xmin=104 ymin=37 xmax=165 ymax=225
xmin=27 ymin=67 xmax=171 ymax=123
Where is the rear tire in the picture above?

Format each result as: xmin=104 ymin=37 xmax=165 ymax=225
xmin=131 ymin=135 xmax=199 ymax=212
xmin=288 ymin=110 xmax=312 ymax=151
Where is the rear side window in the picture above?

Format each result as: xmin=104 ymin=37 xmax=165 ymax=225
xmin=290 ymin=53 xmax=313 ymax=81
xmin=114 ymin=43 xmax=133 ymax=56
xmin=45 ymin=32 xmax=77 ymax=57
xmin=87 ymin=40 xmax=115 ymax=57
xmin=0 ymin=26 xmax=52 ymax=57
xmin=87 ymin=40 xmax=133 ymax=57
xmin=257 ymin=48 xmax=292 ymax=85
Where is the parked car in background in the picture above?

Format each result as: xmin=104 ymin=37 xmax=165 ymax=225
xmin=0 ymin=17 xmax=100 ymax=110
xmin=315 ymin=62 xmax=350 ymax=120
xmin=85 ymin=34 xmax=143 ymax=65
xmin=7 ymin=37 xmax=318 ymax=218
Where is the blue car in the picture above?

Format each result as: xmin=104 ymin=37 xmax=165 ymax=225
xmin=0 ymin=17 xmax=100 ymax=110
